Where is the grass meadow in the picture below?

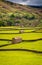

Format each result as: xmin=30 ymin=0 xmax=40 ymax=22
xmin=0 ymin=27 xmax=42 ymax=65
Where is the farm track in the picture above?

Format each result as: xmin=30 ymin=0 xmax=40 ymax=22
xmin=0 ymin=49 xmax=42 ymax=54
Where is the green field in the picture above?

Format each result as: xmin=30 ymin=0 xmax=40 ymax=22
xmin=0 ymin=27 xmax=42 ymax=65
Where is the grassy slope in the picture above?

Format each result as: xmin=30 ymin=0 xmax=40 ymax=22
xmin=0 ymin=28 xmax=42 ymax=65
xmin=0 ymin=32 xmax=42 ymax=65
xmin=0 ymin=0 xmax=42 ymax=27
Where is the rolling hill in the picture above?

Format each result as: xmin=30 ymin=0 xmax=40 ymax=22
xmin=0 ymin=0 xmax=42 ymax=27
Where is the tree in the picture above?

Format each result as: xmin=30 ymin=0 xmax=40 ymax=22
xmin=10 ymin=14 xmax=15 ymax=18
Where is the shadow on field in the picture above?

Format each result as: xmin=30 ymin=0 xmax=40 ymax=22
xmin=0 ymin=28 xmax=42 ymax=31
xmin=0 ymin=29 xmax=29 ymax=31
xmin=0 ymin=38 xmax=42 ymax=54
xmin=0 ymin=44 xmax=13 ymax=47
xmin=0 ymin=38 xmax=42 ymax=48
xmin=0 ymin=49 xmax=42 ymax=54
xmin=0 ymin=38 xmax=42 ymax=47
xmin=0 ymin=38 xmax=42 ymax=42
xmin=0 ymin=33 xmax=20 ymax=34
xmin=0 ymin=31 xmax=42 ymax=34
xmin=23 ymin=38 xmax=42 ymax=42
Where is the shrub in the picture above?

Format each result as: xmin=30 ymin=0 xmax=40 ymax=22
xmin=24 ymin=13 xmax=35 ymax=20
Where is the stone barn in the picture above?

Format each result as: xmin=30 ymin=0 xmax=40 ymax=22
xmin=19 ymin=30 xmax=24 ymax=33
xmin=12 ymin=37 xmax=22 ymax=44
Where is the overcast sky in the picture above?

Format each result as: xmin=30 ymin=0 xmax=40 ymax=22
xmin=6 ymin=0 xmax=42 ymax=6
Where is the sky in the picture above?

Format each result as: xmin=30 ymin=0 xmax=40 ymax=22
xmin=6 ymin=0 xmax=42 ymax=6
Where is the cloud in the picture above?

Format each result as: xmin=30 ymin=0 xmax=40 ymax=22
xmin=6 ymin=0 xmax=42 ymax=6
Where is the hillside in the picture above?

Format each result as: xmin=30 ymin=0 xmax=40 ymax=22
xmin=0 ymin=0 xmax=42 ymax=27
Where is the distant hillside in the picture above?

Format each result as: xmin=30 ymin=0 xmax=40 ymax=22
xmin=0 ymin=0 xmax=42 ymax=27
xmin=28 ymin=5 xmax=42 ymax=8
